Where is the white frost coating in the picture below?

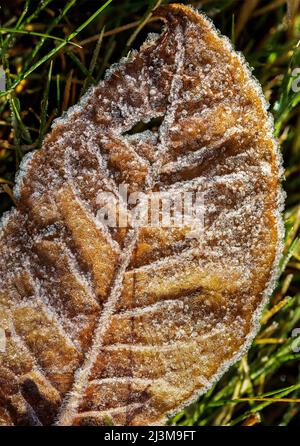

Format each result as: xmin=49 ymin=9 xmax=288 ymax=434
xmin=51 ymin=85 xmax=96 ymax=129
xmin=56 ymin=229 xmax=139 ymax=424
xmin=63 ymin=147 xmax=121 ymax=254
xmin=51 ymin=32 xmax=162 ymax=132
xmin=0 ymin=207 xmax=17 ymax=233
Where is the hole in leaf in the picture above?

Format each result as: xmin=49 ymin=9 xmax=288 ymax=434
xmin=122 ymin=116 xmax=164 ymax=136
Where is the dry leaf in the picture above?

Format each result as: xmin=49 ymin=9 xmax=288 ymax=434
xmin=0 ymin=4 xmax=284 ymax=426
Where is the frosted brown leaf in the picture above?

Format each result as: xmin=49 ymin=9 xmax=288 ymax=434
xmin=0 ymin=4 xmax=283 ymax=426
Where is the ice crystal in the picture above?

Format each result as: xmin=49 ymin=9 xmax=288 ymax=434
xmin=0 ymin=4 xmax=283 ymax=426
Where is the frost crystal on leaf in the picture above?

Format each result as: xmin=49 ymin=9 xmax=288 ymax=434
xmin=0 ymin=4 xmax=283 ymax=426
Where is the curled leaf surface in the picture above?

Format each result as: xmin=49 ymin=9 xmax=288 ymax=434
xmin=0 ymin=4 xmax=283 ymax=426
